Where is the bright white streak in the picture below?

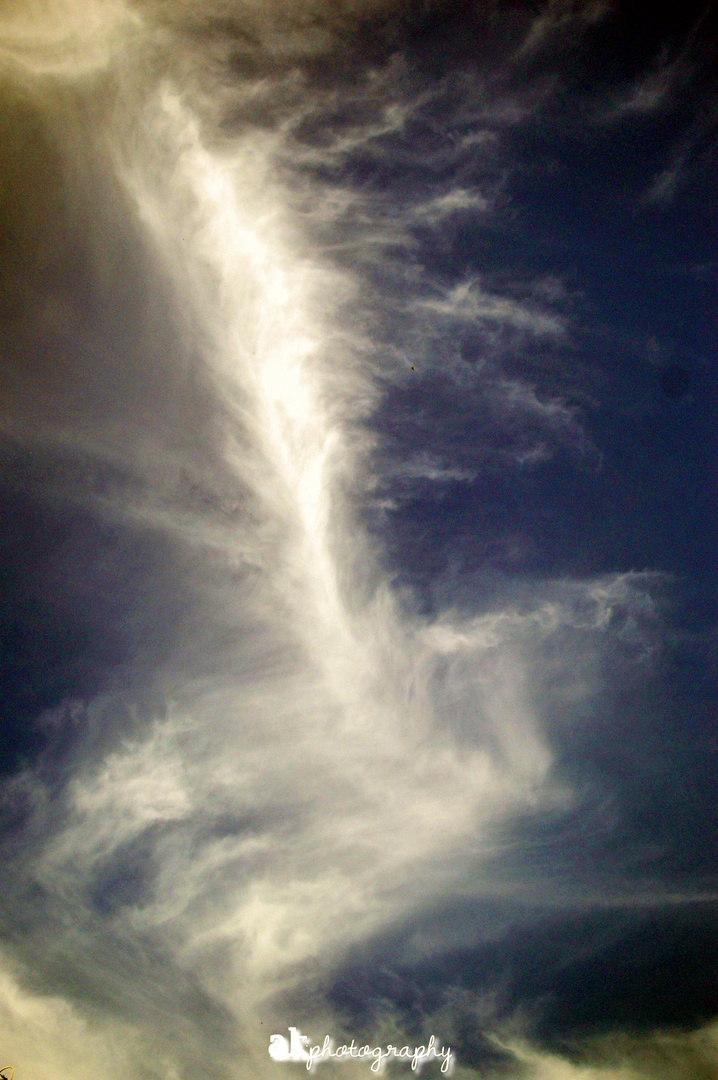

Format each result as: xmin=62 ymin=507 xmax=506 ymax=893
xmin=125 ymin=84 xmax=352 ymax=661
xmin=100 ymin=78 xmax=557 ymax=1000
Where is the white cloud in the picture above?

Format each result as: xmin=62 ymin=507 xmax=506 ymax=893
xmin=0 ymin=3 xmax=700 ymax=1080
xmin=0 ymin=960 xmax=145 ymax=1080
xmin=416 ymin=280 xmax=566 ymax=339
xmin=497 ymin=1021 xmax=718 ymax=1080
xmin=0 ymin=0 xmax=142 ymax=79
xmin=409 ymin=188 xmax=492 ymax=224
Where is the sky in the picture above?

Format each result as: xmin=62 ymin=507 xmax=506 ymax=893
xmin=0 ymin=1 xmax=717 ymax=1078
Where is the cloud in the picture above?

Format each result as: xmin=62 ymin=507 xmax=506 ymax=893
xmin=601 ymin=66 xmax=679 ymax=121
xmin=642 ymin=160 xmax=685 ymax=205
xmin=498 ymin=1021 xmax=718 ymax=1080
xmin=385 ymin=452 xmax=477 ymax=485
xmin=415 ymin=279 xmax=566 ymax=339
xmin=516 ymin=0 xmax=613 ymax=58
xmin=0 ymin=960 xmax=147 ymax=1080
xmin=0 ymin=2 xmax=714 ymax=1079
xmin=409 ymin=188 xmax=492 ymax=223
xmin=0 ymin=0 xmax=142 ymax=79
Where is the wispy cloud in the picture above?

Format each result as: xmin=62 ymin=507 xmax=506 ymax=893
xmin=516 ymin=0 xmax=613 ymax=58
xmin=498 ymin=1021 xmax=718 ymax=1080
xmin=599 ymin=55 xmax=687 ymax=122
xmin=408 ymin=187 xmax=492 ymax=225
xmin=415 ymin=279 xmax=566 ymax=339
xmin=0 ymin=2 xmax=714 ymax=1079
